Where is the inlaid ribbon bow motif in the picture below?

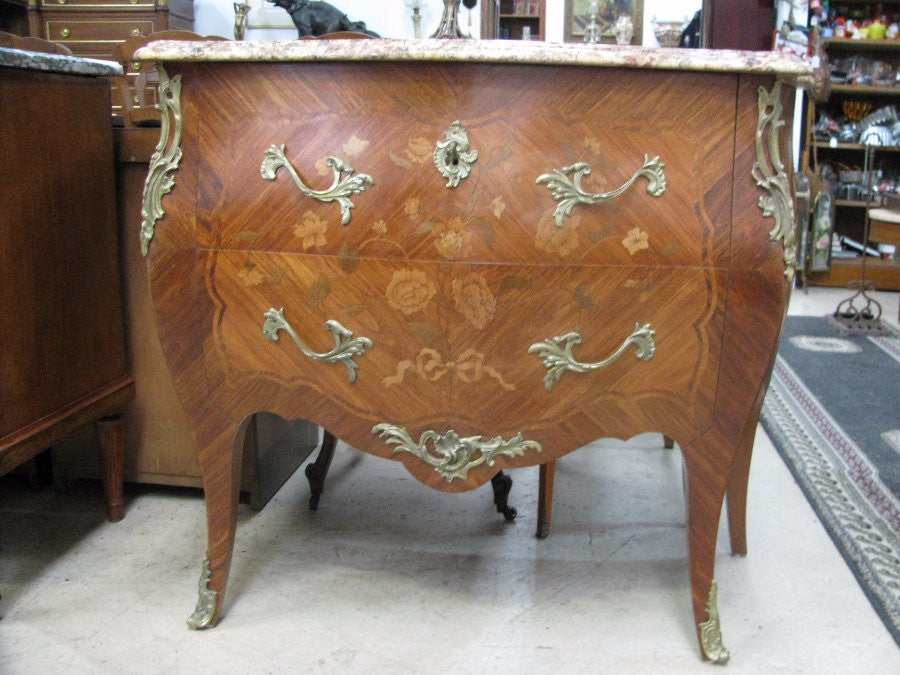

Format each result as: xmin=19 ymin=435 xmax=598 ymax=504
xmin=383 ymin=348 xmax=515 ymax=390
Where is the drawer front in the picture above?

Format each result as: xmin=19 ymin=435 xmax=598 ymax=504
xmin=203 ymin=251 xmax=453 ymax=426
xmin=45 ymin=16 xmax=157 ymax=44
xmin=41 ymin=0 xmax=154 ymax=9
xmin=441 ymin=264 xmax=726 ymax=444
xmin=193 ymin=61 xmax=736 ymax=269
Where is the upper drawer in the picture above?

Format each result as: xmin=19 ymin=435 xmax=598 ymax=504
xmin=45 ymin=17 xmax=157 ymax=44
xmin=191 ymin=61 xmax=737 ymax=270
xmin=41 ymin=0 xmax=156 ymax=9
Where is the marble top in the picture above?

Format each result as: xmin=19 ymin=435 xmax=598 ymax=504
xmin=0 ymin=47 xmax=122 ymax=77
xmin=135 ymin=38 xmax=813 ymax=79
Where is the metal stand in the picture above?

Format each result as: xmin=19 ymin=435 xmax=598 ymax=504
xmin=827 ymin=144 xmax=891 ymax=336
xmin=431 ymin=0 xmax=468 ymax=39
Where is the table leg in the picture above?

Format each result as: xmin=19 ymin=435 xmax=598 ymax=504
xmin=96 ymin=415 xmax=125 ymax=522
xmin=490 ymin=470 xmax=517 ymax=521
xmin=306 ymin=429 xmax=337 ymax=511
xmin=187 ymin=416 xmax=243 ymax=630
xmin=683 ymin=435 xmax=730 ymax=664
xmin=536 ymin=460 xmax=556 ymax=539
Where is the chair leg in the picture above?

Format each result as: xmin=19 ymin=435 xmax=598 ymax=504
xmin=305 ymin=429 xmax=337 ymax=511
xmin=96 ymin=415 xmax=125 ymax=522
xmin=536 ymin=460 xmax=556 ymax=539
xmin=490 ymin=470 xmax=517 ymax=521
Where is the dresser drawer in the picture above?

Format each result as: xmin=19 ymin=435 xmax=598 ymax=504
xmin=194 ymin=62 xmax=736 ymax=270
xmin=45 ymin=16 xmax=157 ymax=46
xmin=442 ymin=264 xmax=726 ymax=444
xmin=204 ymin=251 xmax=452 ymax=427
xmin=41 ymin=0 xmax=155 ymax=9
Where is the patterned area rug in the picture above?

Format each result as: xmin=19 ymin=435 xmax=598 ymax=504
xmin=760 ymin=316 xmax=900 ymax=644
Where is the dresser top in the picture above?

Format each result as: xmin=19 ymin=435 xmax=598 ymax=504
xmin=0 ymin=47 xmax=122 ymax=77
xmin=134 ymin=38 xmax=812 ymax=79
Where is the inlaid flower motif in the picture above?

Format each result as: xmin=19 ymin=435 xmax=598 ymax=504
xmin=433 ymin=217 xmax=472 ymax=260
xmin=342 ymin=135 xmax=370 ymax=157
xmin=315 ymin=157 xmax=331 ymax=177
xmin=452 ymin=273 xmax=496 ymax=330
xmin=406 ymin=137 xmax=432 ymax=164
xmin=622 ymin=227 xmax=650 ymax=255
xmin=491 ymin=196 xmax=506 ymax=219
xmin=293 ymin=211 xmax=327 ymax=250
xmin=535 ymin=209 xmax=581 ymax=256
xmin=386 ymin=268 xmax=436 ymax=315
xmin=584 ymin=135 xmax=604 ymax=154
xmin=237 ymin=261 xmax=265 ymax=287
xmin=371 ymin=219 xmax=388 ymax=234
xmin=404 ymin=197 xmax=422 ymax=219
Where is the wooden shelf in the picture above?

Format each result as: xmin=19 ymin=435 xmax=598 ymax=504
xmin=835 ymin=199 xmax=881 ymax=207
xmin=807 ymin=257 xmax=899 ymax=290
xmin=830 ymin=83 xmax=900 ymax=95
xmin=824 ymin=38 xmax=900 ymax=51
xmin=815 ymin=142 xmax=900 ymax=152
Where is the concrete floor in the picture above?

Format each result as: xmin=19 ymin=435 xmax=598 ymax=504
xmin=1 ymin=288 xmax=898 ymax=673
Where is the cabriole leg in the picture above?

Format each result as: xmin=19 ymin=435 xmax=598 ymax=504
xmin=306 ymin=429 xmax=337 ymax=511
xmin=490 ymin=470 xmax=516 ymax=521
xmin=683 ymin=439 xmax=730 ymax=664
xmin=187 ymin=419 xmax=243 ymax=630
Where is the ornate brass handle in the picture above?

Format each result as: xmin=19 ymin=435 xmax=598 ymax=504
xmin=261 ymin=145 xmax=373 ymax=226
xmin=262 ymin=307 xmax=373 ymax=383
xmin=528 ymin=323 xmax=656 ymax=390
xmin=372 ymin=424 xmax=541 ymax=482
xmin=130 ymin=27 xmax=142 ymax=37
xmin=60 ymin=27 xmax=71 ymax=38
xmin=433 ymin=121 xmax=477 ymax=188
xmin=536 ymin=156 xmax=666 ymax=228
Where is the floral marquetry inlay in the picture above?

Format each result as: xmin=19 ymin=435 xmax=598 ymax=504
xmin=452 ymin=273 xmax=496 ymax=330
xmin=294 ymin=211 xmax=328 ymax=250
xmin=386 ymin=269 xmax=437 ymax=315
xmin=622 ymin=227 xmax=650 ymax=255
xmin=433 ymin=217 xmax=473 ymax=260
xmin=535 ymin=209 xmax=581 ymax=256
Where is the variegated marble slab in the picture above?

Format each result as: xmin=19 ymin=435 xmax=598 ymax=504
xmin=0 ymin=46 xmax=122 ymax=77
xmin=135 ymin=38 xmax=812 ymax=79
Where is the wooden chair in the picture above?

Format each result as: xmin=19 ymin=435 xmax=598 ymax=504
xmin=0 ymin=31 xmax=73 ymax=56
xmin=112 ymin=30 xmax=227 ymax=128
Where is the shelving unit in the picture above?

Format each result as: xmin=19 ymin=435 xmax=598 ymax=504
xmin=804 ymin=31 xmax=900 ymax=290
xmin=482 ymin=0 xmax=545 ymax=41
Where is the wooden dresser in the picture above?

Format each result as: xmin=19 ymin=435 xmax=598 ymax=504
xmin=134 ymin=38 xmax=812 ymax=662
xmin=0 ymin=46 xmax=134 ymax=520
xmin=0 ymin=0 xmax=193 ymax=115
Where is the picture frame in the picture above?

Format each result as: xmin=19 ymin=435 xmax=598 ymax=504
xmin=564 ymin=0 xmax=644 ymax=45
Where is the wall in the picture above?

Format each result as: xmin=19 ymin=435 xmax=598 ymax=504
xmin=195 ymin=0 xmax=700 ymax=44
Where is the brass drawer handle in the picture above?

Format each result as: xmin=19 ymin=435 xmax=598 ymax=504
xmin=262 ymin=307 xmax=373 ymax=383
xmin=261 ymin=145 xmax=373 ymax=226
xmin=528 ymin=323 xmax=656 ymax=390
xmin=537 ymin=156 xmax=666 ymax=228
xmin=433 ymin=120 xmax=477 ymax=188
xmin=60 ymin=27 xmax=71 ymax=38
xmin=58 ymin=0 xmax=67 ymax=4
xmin=372 ymin=424 xmax=542 ymax=482
xmin=130 ymin=27 xmax=141 ymax=37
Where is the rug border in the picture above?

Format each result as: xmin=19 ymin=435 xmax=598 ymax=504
xmin=761 ymin=355 xmax=899 ymax=645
